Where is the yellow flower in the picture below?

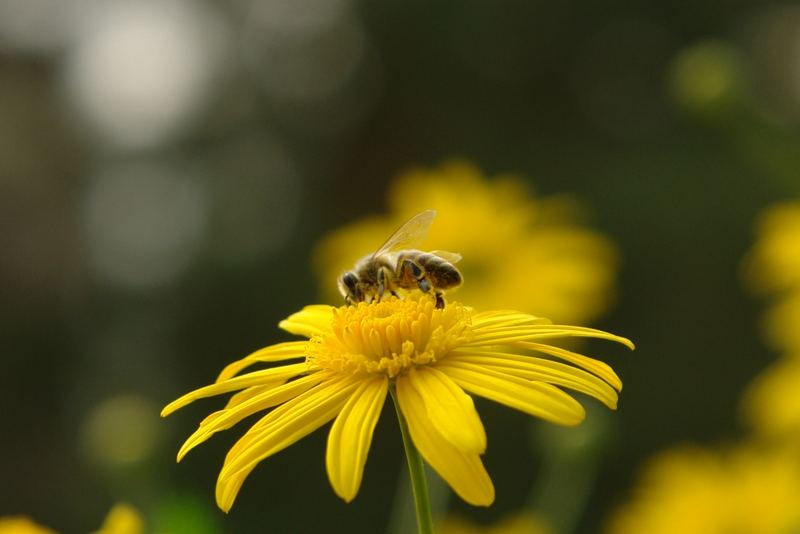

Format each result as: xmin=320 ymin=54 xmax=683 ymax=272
xmin=758 ymin=291 xmax=800 ymax=353
xmin=314 ymin=161 xmax=617 ymax=324
xmin=745 ymin=201 xmax=800 ymax=295
xmin=439 ymin=512 xmax=553 ymax=534
xmin=741 ymin=201 xmax=800 ymax=438
xmin=163 ymin=295 xmax=632 ymax=512
xmin=741 ymin=355 xmax=800 ymax=441
xmin=605 ymin=445 xmax=800 ymax=534
xmin=0 ymin=504 xmax=143 ymax=534
xmin=93 ymin=504 xmax=144 ymax=534
xmin=744 ymin=202 xmax=800 ymax=351
xmin=0 ymin=518 xmax=56 ymax=534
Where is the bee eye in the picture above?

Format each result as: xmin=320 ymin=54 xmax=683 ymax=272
xmin=342 ymin=272 xmax=358 ymax=292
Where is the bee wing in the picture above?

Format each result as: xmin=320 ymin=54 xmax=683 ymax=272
xmin=372 ymin=209 xmax=437 ymax=258
xmin=429 ymin=250 xmax=462 ymax=264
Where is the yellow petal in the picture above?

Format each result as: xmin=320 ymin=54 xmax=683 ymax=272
xmin=216 ymin=464 xmax=254 ymax=513
xmin=218 ymin=376 xmax=360 ymax=489
xmin=326 ymin=376 xmax=388 ymax=502
xmin=437 ymin=362 xmax=586 ymax=426
xmin=448 ymin=351 xmax=618 ymax=409
xmin=471 ymin=310 xmax=552 ymax=328
xmin=467 ymin=325 xmax=635 ymax=350
xmin=161 ymin=362 xmax=309 ymax=417
xmin=278 ymin=305 xmax=334 ymax=337
xmin=177 ymin=373 xmax=327 ymax=461
xmin=396 ymin=375 xmax=495 ymax=506
xmin=215 ymin=341 xmax=308 ymax=382
xmin=516 ymin=341 xmax=623 ymax=391
xmin=408 ymin=367 xmax=486 ymax=453
xmin=222 ymin=384 xmax=280 ymax=410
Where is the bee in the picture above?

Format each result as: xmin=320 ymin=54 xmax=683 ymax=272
xmin=338 ymin=209 xmax=462 ymax=309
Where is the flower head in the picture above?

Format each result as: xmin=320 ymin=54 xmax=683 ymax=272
xmin=0 ymin=518 xmax=56 ymax=534
xmin=605 ymin=445 xmax=800 ymax=534
xmin=743 ymin=201 xmax=800 ymax=351
xmin=741 ymin=355 xmax=800 ymax=441
xmin=93 ymin=503 xmax=144 ymax=534
xmin=741 ymin=201 xmax=800 ymax=438
xmin=163 ymin=295 xmax=632 ymax=511
xmin=315 ymin=161 xmax=617 ymax=324
xmin=0 ymin=504 xmax=143 ymax=534
xmin=744 ymin=201 xmax=800 ymax=296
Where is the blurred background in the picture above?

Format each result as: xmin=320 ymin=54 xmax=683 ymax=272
xmin=2 ymin=0 xmax=800 ymax=532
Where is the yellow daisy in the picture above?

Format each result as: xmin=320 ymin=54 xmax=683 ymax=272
xmin=742 ymin=201 xmax=800 ymax=439
xmin=314 ymin=161 xmax=617 ymax=325
xmin=743 ymin=201 xmax=800 ymax=351
xmin=162 ymin=295 xmax=632 ymax=512
xmin=93 ymin=504 xmax=144 ymax=534
xmin=744 ymin=201 xmax=800 ymax=295
xmin=0 ymin=504 xmax=143 ymax=534
xmin=0 ymin=517 xmax=56 ymax=534
xmin=605 ymin=444 xmax=800 ymax=534
xmin=741 ymin=353 xmax=800 ymax=441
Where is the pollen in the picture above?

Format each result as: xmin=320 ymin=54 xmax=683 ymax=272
xmin=306 ymin=296 xmax=472 ymax=377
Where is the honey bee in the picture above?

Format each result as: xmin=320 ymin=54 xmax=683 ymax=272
xmin=338 ymin=209 xmax=462 ymax=309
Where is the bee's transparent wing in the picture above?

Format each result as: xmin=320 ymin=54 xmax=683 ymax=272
xmin=372 ymin=209 xmax=436 ymax=258
xmin=429 ymin=250 xmax=462 ymax=264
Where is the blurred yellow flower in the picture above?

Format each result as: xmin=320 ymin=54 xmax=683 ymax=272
xmin=0 ymin=517 xmax=56 ymax=534
xmin=0 ymin=504 xmax=143 ymax=534
xmin=605 ymin=445 xmax=800 ymax=534
xmin=315 ymin=161 xmax=617 ymax=324
xmin=741 ymin=201 xmax=800 ymax=438
xmin=439 ymin=512 xmax=553 ymax=534
xmin=163 ymin=295 xmax=632 ymax=512
xmin=741 ymin=355 xmax=800 ymax=441
xmin=745 ymin=201 xmax=800 ymax=295
xmin=93 ymin=504 xmax=144 ymax=534
xmin=744 ymin=202 xmax=800 ymax=351
xmin=760 ymin=291 xmax=800 ymax=353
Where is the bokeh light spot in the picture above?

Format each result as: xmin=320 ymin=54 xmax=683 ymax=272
xmin=62 ymin=0 xmax=230 ymax=150
xmin=82 ymin=160 xmax=207 ymax=290
xmin=0 ymin=0 xmax=78 ymax=54
xmin=232 ymin=0 xmax=351 ymax=34
xmin=242 ymin=8 xmax=366 ymax=104
xmin=80 ymin=394 xmax=161 ymax=469
xmin=670 ymin=40 xmax=745 ymax=112
xmin=153 ymin=493 xmax=222 ymax=534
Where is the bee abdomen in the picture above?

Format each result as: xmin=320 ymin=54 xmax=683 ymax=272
xmin=416 ymin=253 xmax=462 ymax=288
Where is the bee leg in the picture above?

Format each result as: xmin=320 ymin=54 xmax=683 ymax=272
xmin=417 ymin=277 xmax=431 ymax=292
xmin=434 ymin=291 xmax=445 ymax=309
xmin=377 ymin=266 xmax=395 ymax=302
xmin=403 ymin=259 xmax=425 ymax=287
xmin=402 ymin=258 xmax=436 ymax=298
xmin=376 ymin=269 xmax=385 ymax=302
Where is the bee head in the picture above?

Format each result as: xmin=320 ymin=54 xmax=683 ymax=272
xmin=338 ymin=271 xmax=362 ymax=304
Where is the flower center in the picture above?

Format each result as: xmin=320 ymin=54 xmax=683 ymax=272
xmin=306 ymin=296 xmax=472 ymax=377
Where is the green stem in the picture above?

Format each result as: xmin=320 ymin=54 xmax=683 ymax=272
xmin=390 ymin=384 xmax=434 ymax=534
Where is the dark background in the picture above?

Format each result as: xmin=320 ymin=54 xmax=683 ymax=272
xmin=1 ymin=0 xmax=797 ymax=532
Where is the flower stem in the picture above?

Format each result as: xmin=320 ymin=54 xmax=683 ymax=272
xmin=390 ymin=384 xmax=434 ymax=534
